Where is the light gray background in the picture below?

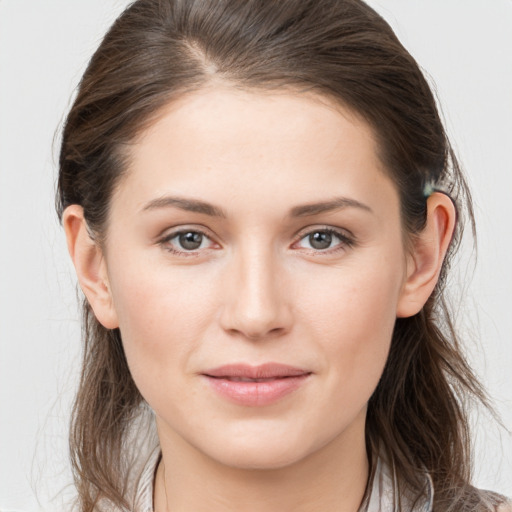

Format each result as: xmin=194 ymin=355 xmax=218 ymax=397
xmin=1 ymin=1 xmax=511 ymax=510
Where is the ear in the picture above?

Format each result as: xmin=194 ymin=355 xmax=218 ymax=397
xmin=63 ymin=205 xmax=119 ymax=329
xmin=396 ymin=192 xmax=456 ymax=318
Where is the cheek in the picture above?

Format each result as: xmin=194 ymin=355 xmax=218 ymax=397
xmin=298 ymin=251 xmax=404 ymax=400
xmin=106 ymin=258 xmax=220 ymax=394
xmin=300 ymin=251 xmax=403 ymax=340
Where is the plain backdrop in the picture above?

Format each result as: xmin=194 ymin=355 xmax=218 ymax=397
xmin=0 ymin=1 xmax=511 ymax=510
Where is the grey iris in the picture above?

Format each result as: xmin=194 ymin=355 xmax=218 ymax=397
xmin=309 ymin=232 xmax=332 ymax=250
xmin=180 ymin=232 xmax=203 ymax=250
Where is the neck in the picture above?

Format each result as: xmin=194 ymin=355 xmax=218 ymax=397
xmin=154 ymin=413 xmax=369 ymax=512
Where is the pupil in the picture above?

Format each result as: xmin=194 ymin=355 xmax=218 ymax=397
xmin=309 ymin=231 xmax=332 ymax=250
xmin=179 ymin=232 xmax=203 ymax=250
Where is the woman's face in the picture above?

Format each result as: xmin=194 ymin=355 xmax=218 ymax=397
xmin=102 ymin=88 xmax=411 ymax=469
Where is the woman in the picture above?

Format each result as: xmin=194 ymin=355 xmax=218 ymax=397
xmin=57 ymin=0 xmax=510 ymax=510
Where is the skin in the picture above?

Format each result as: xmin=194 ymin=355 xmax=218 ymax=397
xmin=64 ymin=88 xmax=455 ymax=512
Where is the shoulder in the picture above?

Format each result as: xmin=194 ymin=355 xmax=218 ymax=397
xmin=480 ymin=490 xmax=512 ymax=512
xmin=496 ymin=501 xmax=512 ymax=512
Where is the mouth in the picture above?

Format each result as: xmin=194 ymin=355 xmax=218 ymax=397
xmin=203 ymin=362 xmax=310 ymax=379
xmin=201 ymin=363 xmax=312 ymax=406
xmin=212 ymin=376 xmax=294 ymax=382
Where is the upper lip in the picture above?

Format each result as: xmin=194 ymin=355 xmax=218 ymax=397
xmin=203 ymin=363 xmax=311 ymax=379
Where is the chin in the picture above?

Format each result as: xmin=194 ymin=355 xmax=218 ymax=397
xmin=197 ymin=425 xmax=325 ymax=471
xmin=215 ymin=443 xmax=309 ymax=471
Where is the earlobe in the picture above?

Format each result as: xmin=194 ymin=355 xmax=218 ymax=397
xmin=63 ymin=205 xmax=119 ymax=329
xmin=396 ymin=192 xmax=456 ymax=318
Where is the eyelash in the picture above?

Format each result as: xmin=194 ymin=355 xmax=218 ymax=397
xmin=159 ymin=228 xmax=215 ymax=257
xmin=158 ymin=226 xmax=355 ymax=256
xmin=292 ymin=227 xmax=355 ymax=254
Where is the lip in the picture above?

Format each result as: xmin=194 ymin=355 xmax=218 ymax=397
xmin=201 ymin=363 xmax=312 ymax=407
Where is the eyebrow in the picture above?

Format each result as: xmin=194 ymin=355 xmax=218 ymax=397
xmin=141 ymin=195 xmax=372 ymax=218
xmin=142 ymin=196 xmax=227 ymax=217
xmin=289 ymin=197 xmax=373 ymax=217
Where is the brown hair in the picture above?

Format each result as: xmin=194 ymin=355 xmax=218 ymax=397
xmin=57 ymin=0 xmax=502 ymax=510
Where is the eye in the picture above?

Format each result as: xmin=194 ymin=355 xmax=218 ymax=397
xmin=294 ymin=228 xmax=353 ymax=252
xmin=160 ymin=229 xmax=216 ymax=254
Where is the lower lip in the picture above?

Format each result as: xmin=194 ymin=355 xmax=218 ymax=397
xmin=203 ymin=374 xmax=310 ymax=406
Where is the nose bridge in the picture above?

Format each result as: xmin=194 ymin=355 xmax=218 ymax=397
xmin=221 ymin=239 xmax=291 ymax=339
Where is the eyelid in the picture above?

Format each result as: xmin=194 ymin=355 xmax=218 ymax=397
xmin=156 ymin=224 xmax=355 ymax=256
xmin=155 ymin=222 xmax=213 ymax=239
xmin=158 ymin=225 xmax=221 ymax=255
xmin=291 ymin=225 xmax=355 ymax=252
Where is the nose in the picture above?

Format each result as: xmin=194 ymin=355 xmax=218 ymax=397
xmin=219 ymin=244 xmax=293 ymax=341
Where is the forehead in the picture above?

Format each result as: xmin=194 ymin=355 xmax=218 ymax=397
xmin=130 ymin=87 xmax=377 ymax=168
xmin=112 ymin=87 xmax=398 ymax=221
